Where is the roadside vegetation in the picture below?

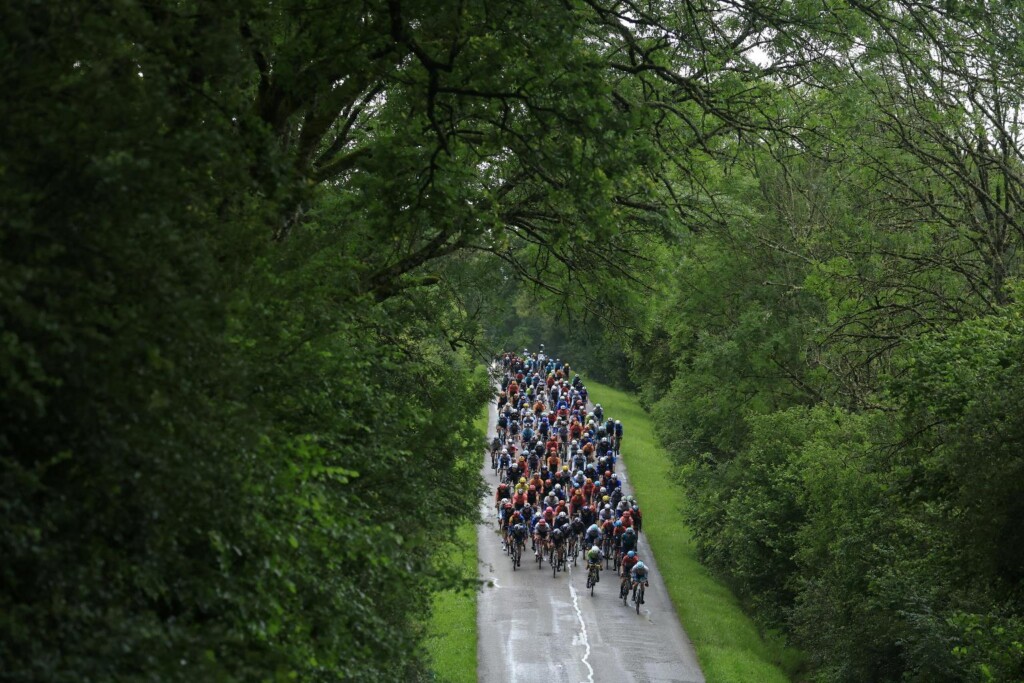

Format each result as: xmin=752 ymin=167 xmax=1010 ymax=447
xmin=424 ymin=408 xmax=487 ymax=682
xmin=7 ymin=1 xmax=1024 ymax=681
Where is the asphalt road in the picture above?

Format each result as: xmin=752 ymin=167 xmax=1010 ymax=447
xmin=476 ymin=398 xmax=705 ymax=683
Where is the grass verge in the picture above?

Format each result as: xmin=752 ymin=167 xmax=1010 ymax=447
xmin=588 ymin=378 xmax=801 ymax=683
xmin=424 ymin=404 xmax=487 ymax=682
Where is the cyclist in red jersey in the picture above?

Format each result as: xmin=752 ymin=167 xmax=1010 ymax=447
xmin=569 ymin=489 xmax=586 ymax=516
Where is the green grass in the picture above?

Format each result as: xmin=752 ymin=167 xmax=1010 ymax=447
xmin=424 ymin=523 xmax=477 ymax=683
xmin=424 ymin=405 xmax=487 ymax=682
xmin=588 ymin=379 xmax=801 ymax=683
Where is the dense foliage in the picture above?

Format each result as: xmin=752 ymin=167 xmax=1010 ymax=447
xmin=615 ymin=4 xmax=1024 ymax=681
xmin=0 ymin=0 xmax=777 ymax=680
xmin=7 ymin=0 xmax=1024 ymax=680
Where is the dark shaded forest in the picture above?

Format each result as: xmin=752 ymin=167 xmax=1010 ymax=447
xmin=3 ymin=1 xmax=1024 ymax=681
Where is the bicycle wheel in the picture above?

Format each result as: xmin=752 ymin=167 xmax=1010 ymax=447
xmin=553 ymin=554 xmax=558 ymax=578
xmin=636 ymin=584 xmax=644 ymax=614
xmin=621 ymin=580 xmax=629 ymax=605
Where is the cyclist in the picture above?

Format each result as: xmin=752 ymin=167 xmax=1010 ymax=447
xmin=630 ymin=560 xmax=649 ymax=603
xmin=582 ymin=477 xmax=595 ymax=502
xmin=526 ymin=484 xmax=540 ymax=507
xmin=570 ymin=514 xmax=586 ymax=547
xmin=553 ymin=510 xmax=570 ymax=533
xmin=542 ymin=505 xmax=556 ymax=526
xmin=497 ymin=412 xmax=508 ymax=442
xmin=552 ymin=483 xmax=566 ymax=502
xmin=510 ymin=523 xmax=529 ymax=565
xmin=527 ymin=449 xmax=541 ymax=473
xmin=546 ymin=448 xmax=561 ymax=472
xmin=533 ymin=517 xmax=551 ymax=558
xmin=499 ymin=499 xmax=514 ymax=537
xmin=620 ymin=550 xmax=639 ymax=597
xmin=550 ymin=526 xmax=566 ymax=566
xmin=495 ymin=480 xmax=511 ymax=507
xmin=569 ymin=487 xmax=586 ymax=517
xmin=522 ymin=422 xmax=535 ymax=444
xmin=585 ymin=544 xmax=604 ymax=582
xmin=580 ymin=504 xmax=597 ymax=527
xmin=620 ymin=526 xmax=638 ymax=556
xmin=584 ymin=522 xmax=603 ymax=549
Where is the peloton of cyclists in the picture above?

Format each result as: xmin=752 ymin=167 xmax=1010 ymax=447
xmin=491 ymin=348 xmax=654 ymax=606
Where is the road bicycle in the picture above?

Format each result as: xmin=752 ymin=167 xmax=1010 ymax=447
xmin=511 ymin=538 xmax=523 ymax=570
xmin=633 ymin=581 xmax=646 ymax=613
xmin=586 ymin=562 xmax=600 ymax=596
xmin=602 ymin=536 xmax=614 ymax=569
xmin=620 ymin=574 xmax=632 ymax=605
xmin=551 ymin=543 xmax=566 ymax=577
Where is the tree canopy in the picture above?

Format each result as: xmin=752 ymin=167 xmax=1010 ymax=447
xmin=5 ymin=1 xmax=1024 ymax=681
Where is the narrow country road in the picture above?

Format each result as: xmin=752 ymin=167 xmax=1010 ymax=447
xmin=476 ymin=396 xmax=705 ymax=683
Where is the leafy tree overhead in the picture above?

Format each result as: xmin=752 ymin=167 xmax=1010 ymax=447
xmin=0 ymin=1 xmax=797 ymax=681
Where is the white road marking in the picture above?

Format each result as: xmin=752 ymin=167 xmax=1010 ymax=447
xmin=567 ymin=564 xmax=595 ymax=683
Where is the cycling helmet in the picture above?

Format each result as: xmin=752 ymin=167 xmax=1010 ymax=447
xmin=602 ymin=495 xmax=610 ymax=503
xmin=554 ymin=484 xmax=561 ymax=490
xmin=614 ymin=520 xmax=622 ymax=527
xmin=501 ymin=448 xmax=508 ymax=454
xmin=529 ymin=484 xmax=536 ymax=491
xmin=627 ymin=550 xmax=636 ymax=558
xmin=545 ymin=506 xmax=554 ymax=514
xmin=601 ymin=437 xmax=608 ymax=444
xmin=501 ymin=498 xmax=510 ymax=504
xmin=520 ymin=477 xmax=526 ymax=484
xmin=562 ymin=465 xmax=569 ymax=471
xmin=604 ymin=504 xmax=611 ymax=510
xmin=558 ymin=511 xmax=567 ymax=518
xmin=634 ymin=561 xmax=646 ymax=571
xmin=616 ymin=420 xmax=621 ymax=425
xmin=591 ymin=545 xmax=600 ymax=552
xmin=604 ymin=470 xmax=612 ymax=477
